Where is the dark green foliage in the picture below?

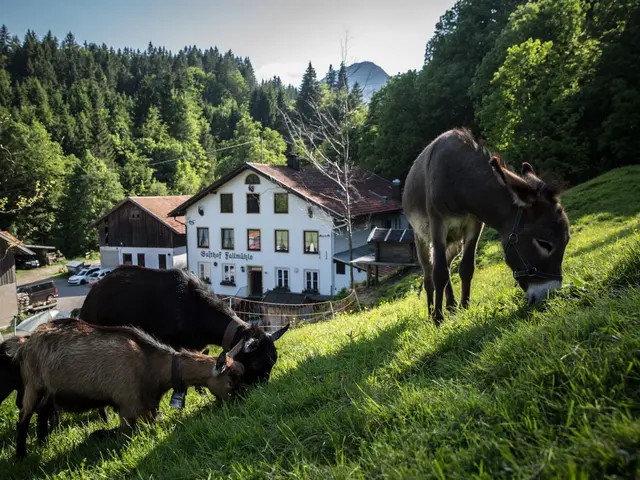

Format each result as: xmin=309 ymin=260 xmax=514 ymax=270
xmin=297 ymin=62 xmax=322 ymax=125
xmin=359 ymin=0 xmax=638 ymax=186
xmin=0 ymin=25 xmax=291 ymax=255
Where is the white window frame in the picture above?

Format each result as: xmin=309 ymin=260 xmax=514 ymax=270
xmin=304 ymin=269 xmax=319 ymax=292
xmin=223 ymin=264 xmax=236 ymax=284
xmin=276 ymin=268 xmax=290 ymax=288
xmin=198 ymin=262 xmax=211 ymax=284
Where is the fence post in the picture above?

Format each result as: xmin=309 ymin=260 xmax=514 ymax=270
xmin=353 ymin=289 xmax=361 ymax=311
xmin=329 ymin=299 xmax=335 ymax=319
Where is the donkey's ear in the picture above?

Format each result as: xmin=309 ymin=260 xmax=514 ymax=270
xmin=489 ymin=156 xmax=507 ymax=184
xmin=521 ymin=162 xmax=535 ymax=176
xmin=490 ymin=157 xmax=538 ymax=208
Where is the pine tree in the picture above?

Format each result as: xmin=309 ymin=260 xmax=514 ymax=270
xmin=297 ymin=62 xmax=322 ymax=124
xmin=337 ymin=61 xmax=348 ymax=90
xmin=326 ymin=64 xmax=337 ymax=88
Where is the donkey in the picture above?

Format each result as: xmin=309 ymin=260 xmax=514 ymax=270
xmin=403 ymin=128 xmax=570 ymax=325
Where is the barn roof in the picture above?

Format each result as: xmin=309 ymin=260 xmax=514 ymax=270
xmin=0 ymin=231 xmax=36 ymax=255
xmin=92 ymin=196 xmax=191 ymax=234
xmin=168 ymin=163 xmax=403 ymax=220
xmin=367 ymin=227 xmax=415 ymax=244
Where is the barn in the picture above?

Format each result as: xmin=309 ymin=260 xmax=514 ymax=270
xmin=0 ymin=231 xmax=36 ymax=327
xmin=92 ymin=195 xmax=190 ymax=270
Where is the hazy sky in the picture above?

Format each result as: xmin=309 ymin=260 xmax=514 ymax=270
xmin=3 ymin=0 xmax=456 ymax=86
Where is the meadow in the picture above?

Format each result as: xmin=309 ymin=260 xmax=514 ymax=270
xmin=1 ymin=166 xmax=639 ymax=479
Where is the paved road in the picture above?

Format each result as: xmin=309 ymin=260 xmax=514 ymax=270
xmin=54 ymin=276 xmax=90 ymax=312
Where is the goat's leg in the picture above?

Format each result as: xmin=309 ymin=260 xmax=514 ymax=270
xmin=36 ymin=399 xmax=56 ymax=444
xmin=460 ymin=220 xmax=484 ymax=308
xmin=16 ymin=387 xmax=41 ymax=459
xmin=414 ymin=236 xmax=434 ymax=313
xmin=97 ymin=407 xmax=109 ymax=423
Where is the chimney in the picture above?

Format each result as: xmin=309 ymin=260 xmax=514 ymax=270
xmin=391 ymin=178 xmax=401 ymax=200
xmin=285 ymin=146 xmax=300 ymax=171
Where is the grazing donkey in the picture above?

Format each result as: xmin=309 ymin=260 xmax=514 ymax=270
xmin=403 ymin=128 xmax=570 ymax=325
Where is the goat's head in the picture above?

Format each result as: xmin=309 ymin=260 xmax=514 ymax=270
xmin=227 ymin=323 xmax=290 ymax=389
xmin=208 ymin=340 xmax=246 ymax=400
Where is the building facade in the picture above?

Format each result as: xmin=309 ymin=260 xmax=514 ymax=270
xmin=169 ymin=162 xmax=405 ymax=299
xmin=93 ymin=196 xmax=190 ymax=270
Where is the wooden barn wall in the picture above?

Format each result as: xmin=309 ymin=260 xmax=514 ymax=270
xmin=0 ymin=241 xmax=16 ymax=286
xmin=98 ymin=202 xmax=185 ymax=249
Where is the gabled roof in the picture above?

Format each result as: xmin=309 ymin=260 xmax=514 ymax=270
xmin=168 ymin=163 xmax=403 ymax=219
xmin=92 ymin=196 xmax=191 ymax=234
xmin=367 ymin=227 xmax=415 ymax=244
xmin=0 ymin=231 xmax=36 ymax=255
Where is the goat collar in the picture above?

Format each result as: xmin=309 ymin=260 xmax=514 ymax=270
xmin=171 ymin=356 xmax=184 ymax=393
xmin=222 ymin=318 xmax=249 ymax=351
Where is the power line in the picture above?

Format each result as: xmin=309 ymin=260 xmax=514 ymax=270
xmin=148 ymin=139 xmax=259 ymax=167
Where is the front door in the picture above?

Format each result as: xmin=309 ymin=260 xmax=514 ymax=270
xmin=248 ymin=267 xmax=263 ymax=297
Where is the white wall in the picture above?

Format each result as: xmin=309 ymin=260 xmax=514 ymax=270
xmin=100 ymin=246 xmax=182 ymax=270
xmin=185 ymin=171 xmax=336 ymax=297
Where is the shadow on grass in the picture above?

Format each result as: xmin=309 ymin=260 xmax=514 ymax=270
xmin=566 ymin=225 xmax=639 ymax=260
xmin=127 ymin=321 xmax=409 ymax=478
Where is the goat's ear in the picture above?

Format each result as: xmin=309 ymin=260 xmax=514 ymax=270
xmin=268 ymin=323 xmax=290 ymax=342
xmin=212 ymin=354 xmax=227 ymax=377
xmin=490 ymin=156 xmax=538 ymax=208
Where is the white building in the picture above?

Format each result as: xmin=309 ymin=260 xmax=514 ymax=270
xmin=93 ymin=196 xmax=191 ymax=270
xmin=169 ymin=161 xmax=406 ymax=299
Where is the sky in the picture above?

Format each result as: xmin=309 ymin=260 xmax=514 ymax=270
xmin=2 ymin=0 xmax=457 ymax=86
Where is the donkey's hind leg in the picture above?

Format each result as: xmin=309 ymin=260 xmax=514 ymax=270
xmin=414 ymin=236 xmax=434 ymax=314
xmin=444 ymin=242 xmax=462 ymax=311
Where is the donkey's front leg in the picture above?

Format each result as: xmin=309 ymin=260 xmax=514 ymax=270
xmin=431 ymin=239 xmax=450 ymax=326
xmin=459 ymin=220 xmax=484 ymax=308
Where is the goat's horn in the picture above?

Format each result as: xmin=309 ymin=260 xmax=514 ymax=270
xmin=227 ymin=340 xmax=243 ymax=359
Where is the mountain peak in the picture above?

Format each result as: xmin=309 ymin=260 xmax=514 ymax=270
xmin=323 ymin=61 xmax=389 ymax=103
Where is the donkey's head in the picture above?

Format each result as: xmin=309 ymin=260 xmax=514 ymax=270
xmin=490 ymin=157 xmax=570 ymax=304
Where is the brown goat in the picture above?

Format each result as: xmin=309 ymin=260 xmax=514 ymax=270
xmin=8 ymin=318 xmax=245 ymax=458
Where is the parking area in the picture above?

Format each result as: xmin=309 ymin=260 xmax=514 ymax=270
xmin=17 ymin=265 xmax=96 ymax=314
xmin=53 ymin=276 xmax=91 ymax=312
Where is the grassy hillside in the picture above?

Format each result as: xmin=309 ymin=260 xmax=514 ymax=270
xmin=1 ymin=167 xmax=639 ymax=479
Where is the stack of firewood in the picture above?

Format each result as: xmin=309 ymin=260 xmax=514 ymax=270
xmin=17 ymin=292 xmax=30 ymax=313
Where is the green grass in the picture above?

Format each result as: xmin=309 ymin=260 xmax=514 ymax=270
xmin=1 ymin=167 xmax=639 ymax=479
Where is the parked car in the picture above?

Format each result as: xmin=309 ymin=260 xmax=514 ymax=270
xmin=67 ymin=266 xmax=103 ymax=286
xmin=15 ymin=256 xmax=40 ymax=270
xmin=16 ymin=279 xmax=58 ymax=304
xmin=87 ymin=268 xmax=111 ymax=285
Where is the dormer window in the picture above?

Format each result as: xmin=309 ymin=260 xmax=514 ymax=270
xmin=245 ymin=174 xmax=261 ymax=185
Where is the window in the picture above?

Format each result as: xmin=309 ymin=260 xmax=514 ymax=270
xmin=394 ymin=217 xmax=402 ymax=229
xmin=104 ymin=224 xmax=109 ymax=245
xmin=220 ymin=193 xmax=233 ymax=213
xmin=137 ymin=253 xmax=145 ymax=267
xmin=276 ymin=268 xmax=289 ymax=288
xmin=304 ymin=270 xmax=319 ymax=292
xmin=198 ymin=262 xmax=211 ymax=284
xmin=221 ymin=228 xmax=234 ymax=250
xmin=274 ymin=193 xmax=288 ymax=213
xmin=248 ymin=229 xmax=261 ymax=251
xmin=130 ymin=209 xmax=140 ymax=220
xmin=304 ymin=231 xmax=319 ymax=254
xmin=123 ymin=253 xmax=132 ymax=265
xmin=158 ymin=254 xmax=167 ymax=269
xmin=197 ymin=227 xmax=210 ymax=248
xmin=245 ymin=173 xmax=261 ymax=185
xmin=247 ymin=193 xmax=260 ymax=213
xmin=385 ymin=220 xmax=392 ymax=229
xmin=222 ymin=264 xmax=236 ymax=284
xmin=275 ymin=230 xmax=289 ymax=252
xmin=336 ymin=261 xmax=346 ymax=275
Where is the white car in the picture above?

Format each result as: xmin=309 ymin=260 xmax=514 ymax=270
xmin=68 ymin=266 xmax=104 ymax=285
xmin=87 ymin=269 xmax=111 ymax=285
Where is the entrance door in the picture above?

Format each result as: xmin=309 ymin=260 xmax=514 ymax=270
xmin=248 ymin=267 xmax=263 ymax=297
